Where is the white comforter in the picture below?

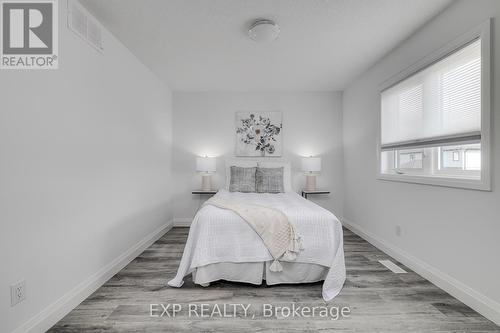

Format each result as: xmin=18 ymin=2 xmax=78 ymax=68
xmin=168 ymin=190 xmax=346 ymax=301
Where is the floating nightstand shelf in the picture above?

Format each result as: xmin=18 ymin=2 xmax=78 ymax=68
xmin=301 ymin=190 xmax=330 ymax=199
xmin=192 ymin=190 xmax=218 ymax=196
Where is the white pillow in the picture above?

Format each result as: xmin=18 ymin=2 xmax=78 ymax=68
xmin=224 ymin=159 xmax=258 ymax=190
xmin=257 ymin=161 xmax=292 ymax=192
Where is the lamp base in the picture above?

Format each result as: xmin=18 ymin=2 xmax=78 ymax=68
xmin=201 ymin=175 xmax=212 ymax=191
xmin=305 ymin=175 xmax=316 ymax=191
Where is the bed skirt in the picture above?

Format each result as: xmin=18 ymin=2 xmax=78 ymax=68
xmin=192 ymin=261 xmax=329 ymax=286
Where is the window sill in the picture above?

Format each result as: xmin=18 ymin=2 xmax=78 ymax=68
xmin=378 ymin=173 xmax=491 ymax=191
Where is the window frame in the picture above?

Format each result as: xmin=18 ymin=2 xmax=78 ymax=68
xmin=377 ymin=19 xmax=491 ymax=191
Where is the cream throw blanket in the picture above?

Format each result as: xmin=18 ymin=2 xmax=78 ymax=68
xmin=204 ymin=197 xmax=304 ymax=272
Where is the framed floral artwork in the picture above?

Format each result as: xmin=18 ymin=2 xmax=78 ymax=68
xmin=235 ymin=111 xmax=282 ymax=157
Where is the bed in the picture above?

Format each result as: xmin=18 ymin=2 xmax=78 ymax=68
xmin=168 ymin=160 xmax=345 ymax=301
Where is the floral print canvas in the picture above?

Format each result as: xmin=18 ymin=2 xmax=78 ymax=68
xmin=235 ymin=111 xmax=282 ymax=157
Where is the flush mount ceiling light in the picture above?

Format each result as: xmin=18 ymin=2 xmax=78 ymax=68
xmin=248 ymin=19 xmax=280 ymax=42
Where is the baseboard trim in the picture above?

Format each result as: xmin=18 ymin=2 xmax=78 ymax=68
xmin=173 ymin=217 xmax=192 ymax=227
xmin=342 ymin=218 xmax=500 ymax=326
xmin=12 ymin=220 xmax=173 ymax=333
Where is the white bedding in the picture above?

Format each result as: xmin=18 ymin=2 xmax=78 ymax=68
xmin=168 ymin=189 xmax=346 ymax=301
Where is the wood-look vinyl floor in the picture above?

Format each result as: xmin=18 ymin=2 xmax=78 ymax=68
xmin=49 ymin=227 xmax=499 ymax=332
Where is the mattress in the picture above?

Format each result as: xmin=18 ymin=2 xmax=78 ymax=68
xmin=168 ymin=189 xmax=346 ymax=300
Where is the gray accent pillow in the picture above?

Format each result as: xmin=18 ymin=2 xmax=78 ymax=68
xmin=229 ymin=166 xmax=257 ymax=192
xmin=256 ymin=167 xmax=284 ymax=193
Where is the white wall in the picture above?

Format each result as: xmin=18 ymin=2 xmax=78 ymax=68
xmin=342 ymin=0 xmax=500 ymax=324
xmin=172 ymin=92 xmax=343 ymax=222
xmin=0 ymin=1 xmax=173 ymax=332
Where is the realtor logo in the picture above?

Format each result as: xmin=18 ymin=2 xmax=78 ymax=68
xmin=1 ymin=0 xmax=58 ymax=69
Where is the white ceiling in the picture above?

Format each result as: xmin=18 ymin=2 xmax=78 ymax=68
xmin=81 ymin=0 xmax=453 ymax=91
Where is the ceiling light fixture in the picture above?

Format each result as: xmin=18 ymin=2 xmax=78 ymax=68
xmin=248 ymin=19 xmax=280 ymax=42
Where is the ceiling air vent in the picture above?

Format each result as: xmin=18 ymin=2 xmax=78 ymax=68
xmin=67 ymin=0 xmax=103 ymax=52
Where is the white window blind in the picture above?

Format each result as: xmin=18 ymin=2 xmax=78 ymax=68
xmin=381 ymin=39 xmax=481 ymax=150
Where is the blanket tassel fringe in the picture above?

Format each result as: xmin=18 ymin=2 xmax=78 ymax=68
xmin=269 ymin=259 xmax=283 ymax=272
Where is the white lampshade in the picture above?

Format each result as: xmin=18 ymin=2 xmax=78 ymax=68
xmin=302 ymin=157 xmax=321 ymax=173
xmin=196 ymin=156 xmax=216 ymax=173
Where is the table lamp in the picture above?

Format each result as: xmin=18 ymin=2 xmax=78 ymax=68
xmin=302 ymin=156 xmax=321 ymax=191
xmin=196 ymin=156 xmax=216 ymax=191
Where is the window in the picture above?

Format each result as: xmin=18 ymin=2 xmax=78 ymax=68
xmin=398 ymin=150 xmax=423 ymax=170
xmin=465 ymin=148 xmax=481 ymax=171
xmin=378 ymin=21 xmax=490 ymax=190
xmin=441 ymin=147 xmax=463 ymax=169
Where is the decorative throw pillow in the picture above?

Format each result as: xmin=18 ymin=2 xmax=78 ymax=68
xmin=229 ymin=166 xmax=257 ymax=192
xmin=256 ymin=167 xmax=284 ymax=193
